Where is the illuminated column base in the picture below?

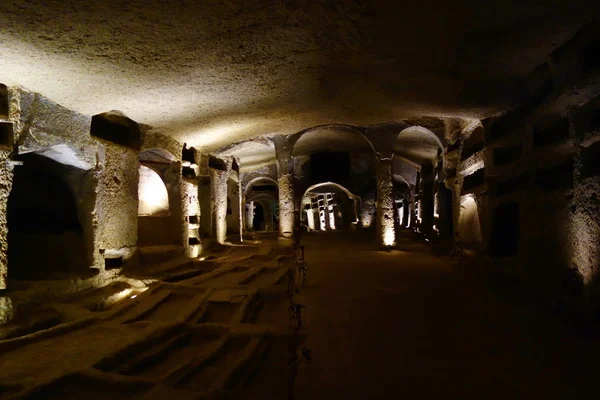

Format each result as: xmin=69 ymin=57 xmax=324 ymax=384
xmin=376 ymin=154 xmax=396 ymax=248
xmin=278 ymin=173 xmax=295 ymax=238
xmin=210 ymin=167 xmax=229 ymax=244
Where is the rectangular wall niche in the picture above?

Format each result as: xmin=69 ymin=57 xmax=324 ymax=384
xmin=0 ymin=122 xmax=14 ymax=149
xmin=535 ymin=160 xmax=574 ymax=190
xmin=105 ymin=256 xmax=124 ymax=270
xmin=461 ymin=128 xmax=484 ymax=161
xmin=188 ymin=215 xmax=199 ymax=224
xmin=582 ymin=40 xmax=600 ymax=73
xmin=494 ymin=143 xmax=522 ymax=165
xmin=90 ymin=112 xmax=141 ymax=150
xmin=0 ymin=84 xmax=8 ymax=119
xmin=581 ymin=140 xmax=600 ymax=178
xmin=533 ymin=118 xmax=570 ymax=148
xmin=461 ymin=168 xmax=485 ymax=194
xmin=494 ymin=172 xmax=530 ymax=196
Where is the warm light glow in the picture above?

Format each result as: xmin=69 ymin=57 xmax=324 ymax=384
xmin=383 ymin=228 xmax=395 ymax=247
xmin=138 ymin=165 xmax=170 ymax=216
xmin=131 ymin=294 xmax=137 ymax=299
xmin=199 ymin=257 xmax=206 ymax=261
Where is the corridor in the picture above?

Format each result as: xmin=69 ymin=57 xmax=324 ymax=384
xmin=295 ymin=230 xmax=599 ymax=399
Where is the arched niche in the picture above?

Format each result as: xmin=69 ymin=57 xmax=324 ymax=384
xmin=138 ymin=165 xmax=170 ymax=217
xmin=458 ymin=195 xmax=482 ymax=250
xmin=246 ymin=193 xmax=278 ymax=232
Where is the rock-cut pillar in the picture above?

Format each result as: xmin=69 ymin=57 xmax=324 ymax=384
xmin=210 ymin=159 xmax=231 ymax=244
xmin=273 ymin=137 xmax=295 ymax=239
xmin=376 ymin=153 xmax=395 ymax=248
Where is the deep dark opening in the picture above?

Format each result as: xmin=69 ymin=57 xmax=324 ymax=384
xmin=182 ymin=143 xmax=196 ymax=164
xmin=182 ymin=166 xmax=196 ymax=179
xmin=188 ymin=236 xmax=201 ymax=245
xmin=90 ymin=112 xmax=141 ymax=150
xmin=0 ymin=122 xmax=13 ymax=148
xmin=0 ymin=84 xmax=8 ymax=118
xmin=461 ymin=168 xmax=485 ymax=194
xmin=8 ymin=159 xmax=87 ymax=280
xmin=461 ymin=127 xmax=484 ymax=161
xmin=104 ymin=257 xmax=124 ymax=270
xmin=253 ymin=184 xmax=277 ymax=192
xmin=494 ymin=172 xmax=529 ymax=196
xmin=208 ymin=156 xmax=227 ymax=171
xmin=535 ymin=160 xmax=574 ymax=190
xmin=253 ymin=202 xmax=264 ymax=231
xmin=310 ymin=152 xmax=350 ymax=182
xmin=494 ymin=143 xmax=522 ymax=165
xmin=588 ymin=110 xmax=600 ymax=133
xmin=188 ymin=215 xmax=199 ymax=224
xmin=489 ymin=201 xmax=520 ymax=257
xmin=581 ymin=140 xmax=600 ymax=178
xmin=533 ymin=118 xmax=570 ymax=148
xmin=582 ymin=40 xmax=600 ymax=73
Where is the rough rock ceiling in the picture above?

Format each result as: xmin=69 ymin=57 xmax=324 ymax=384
xmin=0 ymin=0 xmax=595 ymax=152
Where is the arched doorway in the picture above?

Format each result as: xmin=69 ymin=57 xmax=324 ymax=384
xmin=7 ymin=154 xmax=88 ymax=280
xmin=137 ymin=148 xmax=180 ymax=246
xmin=245 ymin=177 xmax=279 ymax=232
xmin=301 ymin=182 xmax=361 ymax=231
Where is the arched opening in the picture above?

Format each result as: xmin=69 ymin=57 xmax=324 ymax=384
xmin=458 ymin=196 xmax=482 ymax=250
xmin=395 ymin=126 xmax=444 ymax=235
xmin=292 ymin=126 xmax=375 ymax=193
xmin=7 ymin=154 xmax=88 ymax=280
xmin=252 ymin=202 xmax=265 ymax=231
xmin=137 ymin=149 xmax=181 ymax=246
xmin=301 ymin=182 xmax=360 ymax=232
xmin=489 ymin=201 xmax=520 ymax=257
xmin=138 ymin=166 xmax=170 ymax=216
xmin=245 ymin=177 xmax=279 ymax=232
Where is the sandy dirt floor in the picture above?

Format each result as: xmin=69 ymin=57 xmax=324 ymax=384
xmin=294 ymin=229 xmax=600 ymax=399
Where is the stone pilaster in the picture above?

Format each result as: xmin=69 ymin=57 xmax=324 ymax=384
xmin=210 ymin=158 xmax=232 ymax=244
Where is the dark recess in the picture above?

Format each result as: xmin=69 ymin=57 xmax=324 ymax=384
xmin=461 ymin=168 xmax=485 ymax=193
xmin=494 ymin=172 xmax=529 ymax=196
xmin=105 ymin=257 xmax=124 ymax=270
xmin=91 ymin=112 xmax=141 ymax=150
xmin=310 ymin=152 xmax=350 ymax=182
xmin=0 ymin=122 xmax=14 ymax=148
xmin=188 ymin=237 xmax=201 ymax=245
xmin=489 ymin=201 xmax=520 ymax=257
xmin=182 ymin=143 xmax=196 ymax=164
xmin=535 ymin=160 xmax=574 ymax=190
xmin=461 ymin=127 xmax=484 ymax=160
xmin=494 ymin=143 xmax=522 ymax=165
xmin=208 ymin=156 xmax=227 ymax=171
xmin=182 ymin=166 xmax=196 ymax=179
xmin=533 ymin=119 xmax=569 ymax=148
xmin=581 ymin=140 xmax=600 ymax=178
xmin=0 ymin=84 xmax=8 ymax=118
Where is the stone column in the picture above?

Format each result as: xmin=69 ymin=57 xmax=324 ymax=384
xmin=376 ymin=153 xmax=395 ymax=247
xmin=420 ymin=164 xmax=435 ymax=235
xmin=210 ymin=158 xmax=231 ymax=244
xmin=238 ymin=173 xmax=244 ymax=241
xmin=273 ymin=137 xmax=295 ymax=239
xmin=94 ymin=143 xmax=141 ymax=269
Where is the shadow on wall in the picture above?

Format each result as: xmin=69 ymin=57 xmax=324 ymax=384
xmin=7 ymin=157 xmax=88 ymax=280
